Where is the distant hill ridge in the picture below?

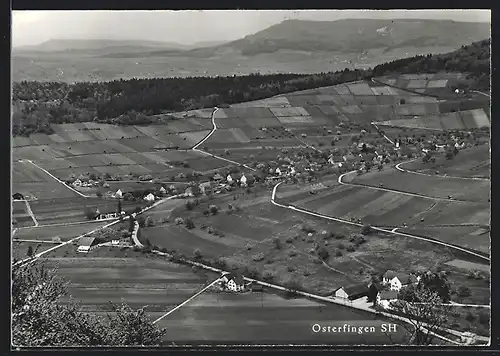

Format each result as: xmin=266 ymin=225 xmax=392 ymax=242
xmin=95 ymin=18 xmax=490 ymax=58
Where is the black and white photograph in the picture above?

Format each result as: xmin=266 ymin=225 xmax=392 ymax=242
xmin=11 ymin=9 xmax=491 ymax=347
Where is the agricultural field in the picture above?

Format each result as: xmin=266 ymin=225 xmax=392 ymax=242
xmin=12 ymin=161 xmax=83 ymax=200
xmin=352 ymin=167 xmax=490 ymax=203
xmin=29 ymin=196 xmax=144 ymax=225
xmin=282 ymin=184 xmax=437 ymax=227
xmin=13 ymin=220 xmax=111 ymax=242
xmin=402 ymin=144 xmax=490 ymax=179
xmin=153 ymin=291 xmax=410 ymax=345
xmin=43 ymin=255 xmax=210 ymax=313
xmin=374 ymin=109 xmax=491 ymax=131
xmin=12 ymin=240 xmax=58 ymax=260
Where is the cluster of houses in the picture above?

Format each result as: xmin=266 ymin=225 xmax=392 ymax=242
xmin=72 ymin=178 xmax=103 ymax=188
xmin=331 ymin=270 xmax=421 ymax=310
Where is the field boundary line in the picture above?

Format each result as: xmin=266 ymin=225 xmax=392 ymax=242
xmin=271 ymin=182 xmax=489 ymax=262
xmin=23 ymin=160 xmax=93 ymax=198
xmin=395 ymin=160 xmax=490 ymax=182
xmin=24 ymin=200 xmax=38 ymax=226
xmin=152 ymin=277 xmax=220 ymax=324
xmin=15 ymin=219 xmax=115 ymax=230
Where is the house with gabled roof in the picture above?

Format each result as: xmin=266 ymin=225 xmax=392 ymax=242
xmin=77 ymin=236 xmax=98 ymax=253
xmin=377 ymin=289 xmax=399 ymax=309
xmin=114 ymin=189 xmax=123 ymax=198
xmin=332 ymin=283 xmax=371 ymax=301
xmin=382 ymin=270 xmax=419 ymax=291
xmin=144 ymin=193 xmax=156 ymax=202
xmin=220 ymin=272 xmax=248 ymax=292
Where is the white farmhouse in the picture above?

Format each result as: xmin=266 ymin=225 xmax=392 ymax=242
xmin=144 ymin=193 xmax=156 ymax=202
xmin=159 ymin=186 xmax=167 ymax=194
xmin=226 ymin=174 xmax=233 ymax=184
xmin=377 ymin=290 xmax=399 ymax=309
xmin=240 ymin=174 xmax=247 ymax=187
xmin=114 ymin=189 xmax=123 ymax=198
xmin=382 ymin=270 xmax=419 ymax=291
xmin=275 ymin=167 xmax=282 ymax=176
xmin=220 ymin=272 xmax=247 ymax=292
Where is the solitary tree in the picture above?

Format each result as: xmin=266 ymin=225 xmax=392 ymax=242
xmin=26 ymin=246 xmax=33 ymax=257
xmin=391 ymin=285 xmax=451 ymax=345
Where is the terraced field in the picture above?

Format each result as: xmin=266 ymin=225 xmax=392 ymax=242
xmin=402 ymin=144 xmax=491 ymax=179
xmin=353 ymin=168 xmax=490 ymax=203
xmin=43 ymin=256 xmax=209 ymax=313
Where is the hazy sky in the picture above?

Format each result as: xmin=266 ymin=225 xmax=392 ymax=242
xmin=12 ymin=10 xmax=491 ymax=47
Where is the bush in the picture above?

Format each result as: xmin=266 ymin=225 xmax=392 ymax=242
xmin=465 ymin=311 xmax=476 ymax=322
xmin=300 ymin=224 xmax=316 ymax=234
xmin=457 ymin=285 xmax=471 ymax=298
xmin=137 ymin=216 xmax=146 ymax=228
xmin=209 ymin=205 xmax=219 ymax=215
xmin=262 ymin=271 xmax=275 ymax=282
xmin=193 ymin=248 xmax=202 ymax=260
xmin=252 ymin=253 xmax=265 ymax=262
xmin=346 ymin=244 xmax=356 ymax=252
xmin=285 ymin=236 xmax=293 ymax=243
xmin=145 ymin=216 xmax=155 ymax=227
xmin=185 ymin=218 xmax=195 ymax=229
xmin=317 ymin=247 xmax=329 ymax=261
xmin=185 ymin=200 xmax=196 ymax=210
xmin=174 ymin=217 xmax=184 ymax=225
xmin=273 ymin=237 xmax=281 ymax=249
xmin=287 ymin=266 xmax=295 ymax=272
xmin=207 ymin=226 xmax=214 ymax=234
xmin=478 ymin=311 xmax=489 ymax=326
xmin=288 ymin=250 xmax=297 ymax=257
xmin=335 ymin=250 xmax=343 ymax=257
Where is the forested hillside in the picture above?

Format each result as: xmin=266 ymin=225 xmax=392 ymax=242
xmin=12 ymin=70 xmax=369 ymax=137
xmin=373 ymin=39 xmax=490 ymax=92
xmin=12 ymin=39 xmax=490 ymax=138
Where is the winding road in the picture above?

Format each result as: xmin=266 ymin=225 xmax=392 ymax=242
xmin=192 ymin=107 xmax=257 ymax=172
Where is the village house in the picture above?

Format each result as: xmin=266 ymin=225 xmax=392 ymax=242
xmin=382 ymin=270 xmax=419 ymax=291
xmin=275 ymin=167 xmax=282 ymax=176
xmin=212 ymin=173 xmax=224 ymax=183
xmin=332 ymin=283 xmax=371 ymax=301
xmin=159 ymin=186 xmax=167 ymax=195
xmin=377 ymin=290 xmax=399 ymax=309
xmin=184 ymin=187 xmax=194 ymax=197
xmin=226 ymin=174 xmax=233 ymax=184
xmin=77 ymin=236 xmax=98 ymax=253
xmin=239 ymin=174 xmax=248 ymax=187
xmin=144 ymin=193 xmax=156 ymax=202
xmin=114 ymin=189 xmax=123 ymax=198
xmin=220 ymin=272 xmax=248 ymax=292
xmin=72 ymin=179 xmax=82 ymax=187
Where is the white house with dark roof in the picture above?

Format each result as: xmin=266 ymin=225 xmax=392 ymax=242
xmin=239 ymin=174 xmax=247 ymax=187
xmin=220 ymin=272 xmax=248 ymax=292
xmin=226 ymin=174 xmax=233 ymax=184
xmin=77 ymin=236 xmax=98 ymax=253
xmin=144 ymin=193 xmax=156 ymax=202
xmin=114 ymin=189 xmax=123 ymax=198
xmin=377 ymin=289 xmax=399 ymax=309
xmin=382 ymin=270 xmax=419 ymax=291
